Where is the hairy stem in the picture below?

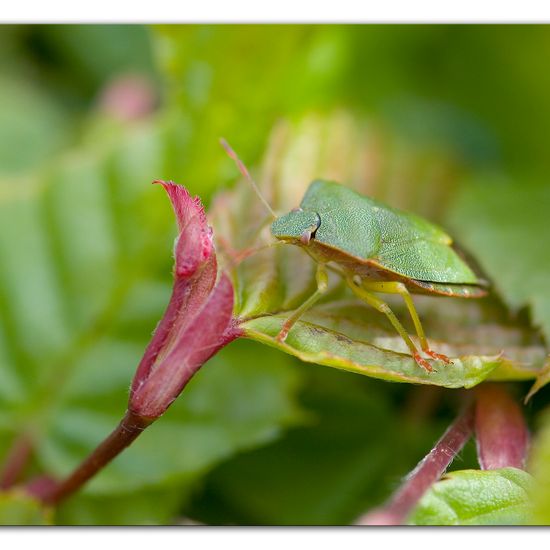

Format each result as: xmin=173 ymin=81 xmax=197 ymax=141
xmin=38 ymin=325 xmax=240 ymax=506
xmin=358 ymin=403 xmax=474 ymax=525
xmin=40 ymin=411 xmax=153 ymax=506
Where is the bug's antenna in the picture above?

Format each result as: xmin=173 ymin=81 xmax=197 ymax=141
xmin=220 ymin=138 xmax=277 ymax=219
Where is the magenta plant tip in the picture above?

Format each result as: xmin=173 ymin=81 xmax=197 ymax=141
xmin=129 ymin=181 xmax=239 ymax=418
xmin=475 ymin=384 xmax=529 ymax=470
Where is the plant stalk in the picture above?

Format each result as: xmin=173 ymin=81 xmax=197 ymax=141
xmin=357 ymin=403 xmax=474 ymax=525
xmin=40 ymin=410 xmax=153 ymax=506
xmin=38 ymin=324 xmax=240 ymax=507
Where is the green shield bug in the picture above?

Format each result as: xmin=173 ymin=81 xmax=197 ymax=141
xmin=221 ymin=139 xmax=488 ymax=372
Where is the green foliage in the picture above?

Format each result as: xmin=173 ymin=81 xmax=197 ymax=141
xmin=31 ymin=25 xmax=157 ymax=98
xmin=450 ymin=179 xmax=550 ymax=341
xmin=243 ymin=315 xmax=500 ymax=388
xmin=449 ymin=178 xmax=550 ymax=397
xmin=53 ymin=342 xmax=302 ymax=525
xmin=56 ymin=486 xmax=183 ymax=525
xmin=0 ymin=491 xmax=52 ymax=525
xmin=1 ymin=24 xmax=549 ymax=526
xmin=0 ymin=118 xmax=303 ymax=524
xmin=527 ymin=409 xmax=550 ymax=524
xmin=408 ymin=468 xmax=533 ymax=526
xmin=154 ymin=26 xmax=351 ymax=198
xmin=187 ymin=366 xmax=446 ymax=525
xmin=0 ymin=77 xmax=70 ymax=175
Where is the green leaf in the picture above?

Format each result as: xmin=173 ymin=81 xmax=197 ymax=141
xmin=55 ymin=485 xmax=186 ymax=525
xmin=211 ymin=113 xmax=547 ymax=388
xmin=408 ymin=468 xmax=533 ymax=525
xmin=528 ymin=408 xmax=550 ymax=525
xmin=0 ymin=491 xmax=52 ymax=525
xmin=449 ymin=178 xmax=550 ymax=396
xmin=450 ymin=179 xmax=550 ymax=343
xmin=409 ymin=468 xmax=532 ymax=525
xmin=0 ymin=77 xmax=71 ymax=176
xmin=158 ymin=27 xmax=546 ymax=387
xmin=243 ymin=315 xmax=499 ymax=389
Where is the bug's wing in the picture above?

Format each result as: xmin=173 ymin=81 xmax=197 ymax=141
xmin=372 ymin=206 xmax=480 ymax=284
xmin=374 ymin=239 xmax=480 ymax=284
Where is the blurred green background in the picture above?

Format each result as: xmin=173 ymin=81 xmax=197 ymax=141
xmin=0 ymin=25 xmax=549 ymax=525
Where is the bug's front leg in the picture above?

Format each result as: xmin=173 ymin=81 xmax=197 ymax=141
xmin=276 ymin=263 xmax=329 ymax=343
xmin=216 ymin=215 xmax=279 ymax=267
xmin=358 ymin=280 xmax=453 ymax=366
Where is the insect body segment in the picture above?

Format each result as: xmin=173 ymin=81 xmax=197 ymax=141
xmin=270 ymin=180 xmax=488 ymax=372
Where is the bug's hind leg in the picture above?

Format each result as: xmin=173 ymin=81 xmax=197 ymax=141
xmin=347 ymin=278 xmax=433 ymax=372
xmin=276 ymin=264 xmax=329 ymax=343
xmin=359 ymin=280 xmax=453 ymax=366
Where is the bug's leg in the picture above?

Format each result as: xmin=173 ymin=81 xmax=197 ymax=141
xmin=223 ymin=239 xmax=285 ymax=268
xmin=276 ymin=264 xmax=329 ymax=343
xmin=347 ymin=278 xmax=433 ymax=372
xmin=359 ymin=281 xmax=452 ymax=365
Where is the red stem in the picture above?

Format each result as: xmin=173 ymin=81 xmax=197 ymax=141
xmin=358 ymin=404 xmax=474 ymax=525
xmin=38 ymin=324 xmax=241 ymax=506
xmin=40 ymin=411 xmax=153 ymax=506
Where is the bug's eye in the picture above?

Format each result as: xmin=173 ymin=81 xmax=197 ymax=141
xmin=299 ymin=215 xmax=321 ymax=246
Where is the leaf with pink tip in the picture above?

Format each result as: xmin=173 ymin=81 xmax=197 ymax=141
xmin=131 ymin=273 xmax=237 ymax=418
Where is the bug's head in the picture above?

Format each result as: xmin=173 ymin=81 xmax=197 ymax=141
xmin=271 ymin=208 xmax=321 ymax=246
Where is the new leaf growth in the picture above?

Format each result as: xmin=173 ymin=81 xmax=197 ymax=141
xmin=129 ymin=181 xmax=240 ymax=419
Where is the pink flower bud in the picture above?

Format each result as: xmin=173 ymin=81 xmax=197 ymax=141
xmin=129 ymin=181 xmax=240 ymax=419
xmin=475 ymin=384 xmax=529 ymax=470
